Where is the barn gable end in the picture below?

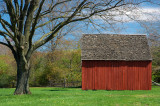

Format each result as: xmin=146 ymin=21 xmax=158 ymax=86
xmin=81 ymin=34 xmax=152 ymax=90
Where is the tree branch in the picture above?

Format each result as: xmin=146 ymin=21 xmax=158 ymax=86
xmin=0 ymin=17 xmax=14 ymax=39
xmin=20 ymin=0 xmax=23 ymax=14
xmin=39 ymin=0 xmax=72 ymax=18
xmin=19 ymin=0 xmax=30 ymax=33
xmin=14 ymin=0 xmax=19 ymax=19
xmin=0 ymin=17 xmax=19 ymax=47
xmin=0 ymin=30 xmax=12 ymax=38
xmin=3 ymin=0 xmax=17 ymax=32
xmin=0 ymin=35 xmax=17 ymax=62
xmin=0 ymin=41 xmax=10 ymax=48
xmin=0 ymin=18 xmax=13 ymax=31
xmin=35 ymin=16 xmax=69 ymax=29
xmin=29 ymin=0 xmax=45 ymax=46
xmin=32 ymin=0 xmax=87 ymax=50
xmin=24 ymin=0 xmax=40 ymax=36
xmin=23 ymin=0 xmax=40 ymax=42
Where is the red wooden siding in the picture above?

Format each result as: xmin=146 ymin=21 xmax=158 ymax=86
xmin=82 ymin=60 xmax=152 ymax=90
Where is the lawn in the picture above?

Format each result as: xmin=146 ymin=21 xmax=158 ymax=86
xmin=0 ymin=86 xmax=160 ymax=106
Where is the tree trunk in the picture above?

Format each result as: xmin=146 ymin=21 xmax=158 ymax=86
xmin=14 ymin=60 xmax=31 ymax=95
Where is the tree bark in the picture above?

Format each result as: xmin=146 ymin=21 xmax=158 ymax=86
xmin=152 ymin=81 xmax=160 ymax=86
xmin=14 ymin=60 xmax=31 ymax=95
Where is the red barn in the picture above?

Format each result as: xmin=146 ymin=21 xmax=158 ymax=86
xmin=81 ymin=34 xmax=152 ymax=90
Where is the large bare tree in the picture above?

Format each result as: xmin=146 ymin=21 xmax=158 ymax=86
xmin=0 ymin=0 xmax=146 ymax=95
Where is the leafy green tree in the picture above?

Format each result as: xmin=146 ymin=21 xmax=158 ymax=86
xmin=0 ymin=55 xmax=16 ymax=87
xmin=151 ymin=46 xmax=160 ymax=83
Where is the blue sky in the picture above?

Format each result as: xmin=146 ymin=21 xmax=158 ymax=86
xmin=63 ymin=1 xmax=160 ymax=41
xmin=0 ymin=1 xmax=160 ymax=42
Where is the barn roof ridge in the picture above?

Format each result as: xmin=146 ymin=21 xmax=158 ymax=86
xmin=81 ymin=34 xmax=152 ymax=61
xmin=83 ymin=34 xmax=147 ymax=35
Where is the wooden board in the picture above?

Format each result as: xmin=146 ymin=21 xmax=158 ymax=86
xmin=82 ymin=60 xmax=152 ymax=90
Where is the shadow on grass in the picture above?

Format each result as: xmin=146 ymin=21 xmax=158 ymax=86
xmin=66 ymin=86 xmax=82 ymax=88
xmin=41 ymin=89 xmax=68 ymax=91
xmin=0 ymin=94 xmax=13 ymax=96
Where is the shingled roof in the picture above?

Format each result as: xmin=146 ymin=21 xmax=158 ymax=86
xmin=81 ymin=34 xmax=152 ymax=61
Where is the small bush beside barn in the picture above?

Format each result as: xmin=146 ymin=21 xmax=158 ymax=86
xmin=81 ymin=34 xmax=152 ymax=90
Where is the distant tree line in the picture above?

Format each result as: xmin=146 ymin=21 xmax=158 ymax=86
xmin=1 ymin=38 xmax=160 ymax=88
xmin=151 ymin=46 xmax=160 ymax=83
xmin=0 ymin=39 xmax=81 ymax=88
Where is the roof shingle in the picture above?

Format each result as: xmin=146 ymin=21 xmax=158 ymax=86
xmin=81 ymin=34 xmax=152 ymax=61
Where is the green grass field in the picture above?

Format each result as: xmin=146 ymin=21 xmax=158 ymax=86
xmin=0 ymin=86 xmax=160 ymax=106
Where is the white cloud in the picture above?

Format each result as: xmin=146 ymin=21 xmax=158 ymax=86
xmin=91 ymin=7 xmax=160 ymax=22
xmin=126 ymin=7 xmax=160 ymax=22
